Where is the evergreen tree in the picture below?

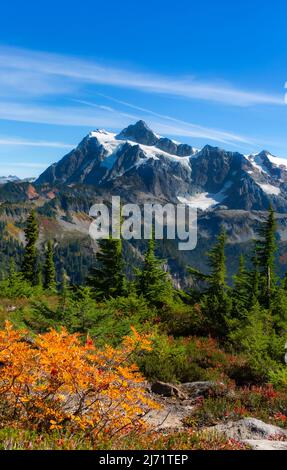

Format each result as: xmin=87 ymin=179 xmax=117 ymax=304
xmin=43 ymin=240 xmax=57 ymax=291
xmin=270 ymin=286 xmax=287 ymax=333
xmin=207 ymin=228 xmax=228 ymax=295
xmin=59 ymin=268 xmax=71 ymax=313
xmin=8 ymin=259 xmax=18 ymax=288
xmin=0 ymin=259 xmax=34 ymax=298
xmin=232 ymin=254 xmax=250 ymax=316
xmin=255 ymin=206 xmax=277 ymax=307
xmin=8 ymin=259 xmax=26 ymax=292
xmin=87 ymin=237 xmax=126 ymax=300
xmin=136 ymin=236 xmax=173 ymax=306
xmin=228 ymin=302 xmax=275 ymax=379
xmin=249 ymin=254 xmax=260 ymax=307
xmin=189 ymin=228 xmax=228 ymax=296
xmin=189 ymin=228 xmax=231 ymax=337
xmin=35 ymin=259 xmax=43 ymax=289
xmin=60 ymin=268 xmax=69 ymax=294
xmin=22 ymin=210 xmax=39 ymax=285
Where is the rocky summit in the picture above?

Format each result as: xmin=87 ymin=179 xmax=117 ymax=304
xmin=36 ymin=120 xmax=287 ymax=212
xmin=1 ymin=120 xmax=287 ymax=283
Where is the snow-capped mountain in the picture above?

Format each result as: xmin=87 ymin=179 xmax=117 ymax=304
xmin=0 ymin=175 xmax=20 ymax=185
xmin=36 ymin=120 xmax=287 ymax=212
xmin=2 ymin=120 xmax=287 ymax=282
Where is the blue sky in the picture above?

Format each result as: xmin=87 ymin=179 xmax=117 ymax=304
xmin=0 ymin=0 xmax=287 ymax=177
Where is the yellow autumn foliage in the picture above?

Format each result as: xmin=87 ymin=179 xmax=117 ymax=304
xmin=0 ymin=321 xmax=158 ymax=439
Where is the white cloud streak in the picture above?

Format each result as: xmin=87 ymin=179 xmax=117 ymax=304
xmin=0 ymin=46 xmax=283 ymax=106
xmin=0 ymin=99 xmax=252 ymax=146
xmin=0 ymin=101 xmax=135 ymax=128
xmin=74 ymin=97 xmax=253 ymax=145
xmin=0 ymin=137 xmax=73 ymax=149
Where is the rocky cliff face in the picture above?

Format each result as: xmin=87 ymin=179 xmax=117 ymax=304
xmin=35 ymin=120 xmax=287 ymax=212
xmin=1 ymin=120 xmax=287 ymax=284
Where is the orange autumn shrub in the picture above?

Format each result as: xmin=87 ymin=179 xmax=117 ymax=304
xmin=0 ymin=322 xmax=158 ymax=440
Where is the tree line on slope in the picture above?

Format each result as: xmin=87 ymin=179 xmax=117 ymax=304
xmin=1 ymin=206 xmax=287 ymax=386
xmin=3 ymin=207 xmax=287 ymax=322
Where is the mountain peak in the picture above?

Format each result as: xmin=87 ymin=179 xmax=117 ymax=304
xmin=257 ymin=150 xmax=272 ymax=157
xmin=133 ymin=120 xmax=150 ymax=129
xmin=0 ymin=175 xmax=20 ymax=184
xmin=116 ymin=120 xmax=158 ymax=146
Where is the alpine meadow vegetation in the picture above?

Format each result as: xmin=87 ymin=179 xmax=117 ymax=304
xmin=0 ymin=206 xmax=286 ymax=449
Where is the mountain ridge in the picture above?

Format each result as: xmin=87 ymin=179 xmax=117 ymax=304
xmin=35 ymin=120 xmax=287 ymax=213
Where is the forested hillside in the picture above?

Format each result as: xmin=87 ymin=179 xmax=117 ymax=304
xmin=0 ymin=207 xmax=286 ymax=449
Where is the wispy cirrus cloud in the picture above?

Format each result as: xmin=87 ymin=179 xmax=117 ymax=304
xmin=0 ymin=100 xmax=136 ymax=128
xmin=73 ymin=93 xmax=254 ymax=144
xmin=0 ymin=45 xmax=281 ymax=152
xmin=0 ymin=99 xmax=252 ymax=146
xmin=0 ymin=137 xmax=73 ymax=149
xmin=75 ymin=95 xmax=252 ymax=144
xmin=0 ymin=46 xmax=283 ymax=106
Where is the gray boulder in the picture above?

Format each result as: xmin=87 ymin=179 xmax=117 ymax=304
xmin=151 ymin=381 xmax=187 ymax=399
xmin=206 ymin=417 xmax=287 ymax=441
xmin=181 ymin=381 xmax=226 ymax=398
xmin=244 ymin=439 xmax=287 ymax=450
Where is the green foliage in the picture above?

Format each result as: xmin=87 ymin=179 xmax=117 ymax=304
xmin=189 ymin=228 xmax=232 ymax=337
xmin=22 ymin=210 xmax=39 ymax=285
xmin=23 ymin=288 xmax=156 ymax=346
xmin=254 ymin=206 xmax=277 ymax=307
xmin=0 ymin=222 xmax=23 ymax=280
xmin=270 ymin=287 xmax=287 ymax=333
xmin=24 ymin=300 xmax=61 ymax=332
xmin=0 ymin=260 xmax=36 ymax=298
xmin=136 ymin=237 xmax=174 ymax=306
xmin=228 ymin=302 xmax=286 ymax=382
xmin=269 ymin=366 xmax=287 ymax=387
xmin=186 ymin=384 xmax=287 ymax=429
xmin=43 ymin=240 xmax=57 ymax=292
xmin=87 ymin=237 xmax=126 ymax=300
xmin=137 ymin=334 xmax=242 ymax=384
xmin=0 ymin=426 xmax=246 ymax=450
xmin=54 ymin=239 xmax=93 ymax=285
xmin=207 ymin=228 xmax=228 ymax=294
xmin=231 ymin=255 xmax=250 ymax=317
xmin=158 ymin=300 xmax=203 ymax=336
xmin=1 ymin=206 xmax=287 ymax=437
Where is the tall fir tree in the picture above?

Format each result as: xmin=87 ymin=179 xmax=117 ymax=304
xmin=189 ymin=228 xmax=228 ymax=296
xmin=43 ymin=240 xmax=57 ymax=291
xmin=232 ymin=254 xmax=250 ymax=317
xmin=87 ymin=237 xmax=126 ymax=300
xmin=207 ymin=228 xmax=227 ymax=295
xmin=22 ymin=210 xmax=39 ymax=285
xmin=255 ymin=206 xmax=277 ymax=307
xmin=248 ymin=254 xmax=260 ymax=307
xmin=189 ymin=228 xmax=231 ymax=337
xmin=59 ymin=268 xmax=71 ymax=313
xmin=136 ymin=236 xmax=173 ymax=306
xmin=8 ymin=259 xmax=25 ymax=291
xmin=8 ymin=259 xmax=17 ymax=288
